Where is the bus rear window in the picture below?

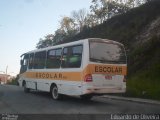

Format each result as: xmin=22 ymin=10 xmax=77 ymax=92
xmin=89 ymin=41 xmax=126 ymax=64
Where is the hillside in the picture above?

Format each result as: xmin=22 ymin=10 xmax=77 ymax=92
xmin=60 ymin=0 xmax=160 ymax=100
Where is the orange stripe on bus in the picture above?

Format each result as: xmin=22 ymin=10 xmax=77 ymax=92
xmin=24 ymin=72 xmax=82 ymax=81
xmin=23 ymin=64 xmax=127 ymax=81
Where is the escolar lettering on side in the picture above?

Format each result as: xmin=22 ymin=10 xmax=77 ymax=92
xmin=35 ymin=72 xmax=63 ymax=79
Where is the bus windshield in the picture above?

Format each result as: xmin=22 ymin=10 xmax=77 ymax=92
xmin=89 ymin=41 xmax=126 ymax=64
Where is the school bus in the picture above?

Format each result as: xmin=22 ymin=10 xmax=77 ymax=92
xmin=18 ymin=38 xmax=127 ymax=100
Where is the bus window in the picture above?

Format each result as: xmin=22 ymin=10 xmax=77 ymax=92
xmin=20 ymin=54 xmax=29 ymax=73
xmin=61 ymin=45 xmax=83 ymax=68
xmin=29 ymin=53 xmax=34 ymax=69
xmin=90 ymin=41 xmax=126 ymax=64
xmin=46 ymin=48 xmax=62 ymax=68
xmin=34 ymin=51 xmax=46 ymax=69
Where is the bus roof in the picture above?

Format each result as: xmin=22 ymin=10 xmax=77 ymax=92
xmin=21 ymin=38 xmax=123 ymax=57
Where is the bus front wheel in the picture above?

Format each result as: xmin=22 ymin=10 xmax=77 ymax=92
xmin=23 ymin=82 xmax=30 ymax=93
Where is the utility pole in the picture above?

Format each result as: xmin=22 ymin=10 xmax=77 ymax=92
xmin=5 ymin=66 xmax=8 ymax=84
xmin=6 ymin=65 xmax=8 ymax=75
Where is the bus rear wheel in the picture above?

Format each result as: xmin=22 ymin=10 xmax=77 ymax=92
xmin=50 ymin=85 xmax=62 ymax=100
xmin=80 ymin=95 xmax=93 ymax=100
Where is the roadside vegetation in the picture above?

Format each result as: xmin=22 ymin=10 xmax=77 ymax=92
xmin=127 ymin=35 xmax=160 ymax=100
xmin=7 ymin=75 xmax=19 ymax=86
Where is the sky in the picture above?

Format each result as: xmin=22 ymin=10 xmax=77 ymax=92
xmin=0 ymin=0 xmax=92 ymax=76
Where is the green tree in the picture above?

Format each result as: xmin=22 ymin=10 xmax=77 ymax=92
xmin=71 ymin=8 xmax=89 ymax=31
xmin=90 ymin=0 xmax=130 ymax=24
xmin=90 ymin=0 xmax=108 ymax=24
xmin=53 ymin=29 xmax=67 ymax=45
xmin=36 ymin=34 xmax=54 ymax=49
xmin=59 ymin=16 xmax=77 ymax=35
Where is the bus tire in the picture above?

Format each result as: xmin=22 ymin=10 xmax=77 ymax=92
xmin=50 ymin=84 xmax=62 ymax=100
xmin=23 ymin=81 xmax=30 ymax=93
xmin=80 ymin=95 xmax=93 ymax=100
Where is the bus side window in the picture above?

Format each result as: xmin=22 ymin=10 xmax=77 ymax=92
xmin=34 ymin=51 xmax=46 ymax=69
xmin=46 ymin=48 xmax=62 ymax=68
xmin=61 ymin=47 xmax=68 ymax=68
xmin=29 ymin=53 xmax=34 ymax=69
xmin=20 ymin=54 xmax=29 ymax=74
xmin=61 ymin=45 xmax=83 ymax=68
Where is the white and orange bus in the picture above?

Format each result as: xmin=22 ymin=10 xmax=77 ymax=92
xmin=18 ymin=38 xmax=127 ymax=100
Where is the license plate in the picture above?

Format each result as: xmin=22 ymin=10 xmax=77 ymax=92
xmin=105 ymin=75 xmax=112 ymax=80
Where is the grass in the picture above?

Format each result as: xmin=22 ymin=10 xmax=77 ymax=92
xmin=126 ymin=35 xmax=160 ymax=100
xmin=127 ymin=67 xmax=160 ymax=100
